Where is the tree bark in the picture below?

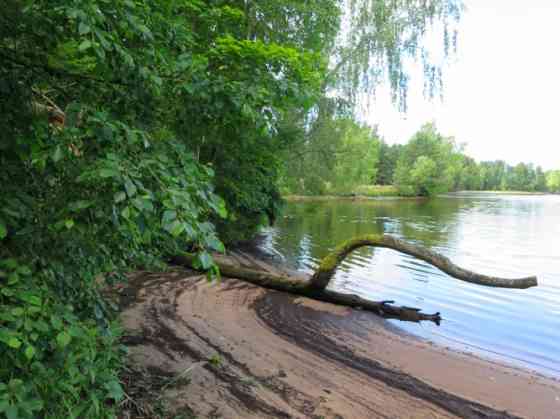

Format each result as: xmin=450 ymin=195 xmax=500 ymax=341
xmin=173 ymin=234 xmax=537 ymax=324
xmin=309 ymin=234 xmax=538 ymax=291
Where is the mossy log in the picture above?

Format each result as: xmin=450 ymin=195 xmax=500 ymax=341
xmin=173 ymin=234 xmax=537 ymax=324
xmin=310 ymin=234 xmax=538 ymax=291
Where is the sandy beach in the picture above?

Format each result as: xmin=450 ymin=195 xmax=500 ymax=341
xmin=118 ymin=269 xmax=560 ymax=419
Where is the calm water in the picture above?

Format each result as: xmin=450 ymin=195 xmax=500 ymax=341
xmin=259 ymin=194 xmax=560 ymax=377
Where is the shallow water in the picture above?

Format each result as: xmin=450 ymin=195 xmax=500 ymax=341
xmin=259 ymin=194 xmax=560 ymax=377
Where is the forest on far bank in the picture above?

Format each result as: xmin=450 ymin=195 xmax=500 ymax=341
xmin=281 ymin=121 xmax=560 ymax=197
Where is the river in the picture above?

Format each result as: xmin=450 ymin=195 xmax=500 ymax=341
xmin=259 ymin=193 xmax=560 ymax=378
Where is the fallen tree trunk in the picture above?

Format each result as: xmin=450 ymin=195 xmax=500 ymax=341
xmin=309 ymin=234 xmax=538 ymax=291
xmin=173 ymin=234 xmax=537 ymax=324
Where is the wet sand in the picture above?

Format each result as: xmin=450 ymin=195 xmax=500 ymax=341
xmin=119 ymin=270 xmax=560 ymax=419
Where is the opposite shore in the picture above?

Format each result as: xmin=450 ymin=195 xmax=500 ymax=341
xmin=284 ymin=189 xmax=552 ymax=202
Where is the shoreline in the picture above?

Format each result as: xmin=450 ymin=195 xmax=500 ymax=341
xmin=283 ymin=194 xmax=424 ymax=202
xmin=242 ymin=238 xmax=559 ymax=381
xmin=118 ymin=264 xmax=560 ymax=418
xmin=283 ymin=190 xmax=550 ymax=202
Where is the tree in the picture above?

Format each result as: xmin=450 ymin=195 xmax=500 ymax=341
xmin=376 ymin=141 xmax=403 ymax=185
xmin=534 ymin=166 xmax=548 ymax=192
xmin=332 ymin=120 xmax=380 ymax=191
xmin=393 ymin=123 xmax=456 ymax=196
xmin=547 ymin=171 xmax=560 ymax=193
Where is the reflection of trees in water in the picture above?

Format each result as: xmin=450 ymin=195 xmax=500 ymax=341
xmin=274 ymin=199 xmax=472 ymax=267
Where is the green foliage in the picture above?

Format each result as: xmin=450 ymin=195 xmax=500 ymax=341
xmin=1 ymin=1 xmax=226 ymax=417
xmin=477 ymin=161 xmax=549 ymax=192
xmin=335 ymin=0 xmax=463 ymax=110
xmin=331 ymin=120 xmax=380 ymax=191
xmin=376 ymin=141 xmax=403 ymax=185
xmin=394 ymin=123 xmax=456 ymax=196
xmin=546 ymin=171 xmax=560 ymax=193
xmin=0 ymin=260 xmax=124 ymax=419
xmin=281 ymin=108 xmax=381 ymax=196
xmin=351 ymin=185 xmax=399 ymax=197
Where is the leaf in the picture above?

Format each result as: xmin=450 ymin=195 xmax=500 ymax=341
xmin=78 ymin=22 xmax=90 ymax=35
xmin=0 ymin=222 xmax=6 ymax=240
xmin=7 ymin=337 xmax=21 ymax=349
xmin=121 ymin=206 xmax=131 ymax=219
xmin=8 ymin=273 xmax=19 ymax=285
xmin=50 ymin=316 xmax=63 ymax=330
xmin=124 ymin=179 xmax=137 ymax=197
xmin=94 ymin=304 xmax=104 ymax=320
xmin=206 ymin=236 xmax=225 ymax=253
xmin=114 ymin=191 xmax=127 ymax=203
xmin=1 ymin=258 xmax=18 ymax=269
xmin=196 ymin=251 xmax=213 ymax=270
xmin=162 ymin=210 xmax=177 ymax=223
xmin=65 ymin=219 xmax=75 ymax=229
xmin=98 ymin=168 xmax=119 ymax=178
xmin=16 ymin=266 xmax=32 ymax=276
xmin=104 ymin=381 xmax=124 ymax=401
xmin=24 ymin=399 xmax=43 ymax=412
xmin=56 ymin=331 xmax=71 ymax=347
xmin=24 ymin=346 xmax=36 ymax=360
xmin=19 ymin=292 xmax=41 ymax=306
xmin=11 ymin=307 xmax=24 ymax=317
xmin=79 ymin=40 xmax=92 ymax=51
xmin=132 ymin=197 xmax=153 ymax=213
xmin=165 ymin=220 xmax=184 ymax=237
xmin=52 ymin=145 xmax=63 ymax=163
xmin=69 ymin=200 xmax=93 ymax=212
xmin=5 ymin=406 xmax=18 ymax=419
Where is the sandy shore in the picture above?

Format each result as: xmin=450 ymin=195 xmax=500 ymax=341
xmin=118 ymin=269 xmax=559 ymax=419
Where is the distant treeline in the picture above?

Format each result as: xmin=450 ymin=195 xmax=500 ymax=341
xmin=282 ymin=122 xmax=560 ymax=196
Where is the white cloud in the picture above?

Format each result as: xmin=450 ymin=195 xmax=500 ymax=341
xmin=366 ymin=0 xmax=560 ymax=170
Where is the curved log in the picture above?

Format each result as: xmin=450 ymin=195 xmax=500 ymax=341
xmin=172 ymin=252 xmax=442 ymax=323
xmin=309 ymin=234 xmax=538 ymax=291
xmin=173 ymin=234 xmax=537 ymax=324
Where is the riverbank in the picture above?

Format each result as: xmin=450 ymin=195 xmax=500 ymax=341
xmin=284 ymin=185 xmax=402 ymax=201
xmin=117 ymin=259 xmax=559 ymax=418
xmin=285 ymin=190 xmax=550 ymax=202
xmin=284 ymin=194 xmax=421 ymax=202
xmin=446 ymin=190 xmax=549 ymax=196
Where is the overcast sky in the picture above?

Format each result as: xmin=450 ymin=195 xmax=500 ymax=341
xmin=367 ymin=0 xmax=559 ymax=170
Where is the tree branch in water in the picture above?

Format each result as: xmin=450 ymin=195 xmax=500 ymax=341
xmin=173 ymin=235 xmax=537 ymax=325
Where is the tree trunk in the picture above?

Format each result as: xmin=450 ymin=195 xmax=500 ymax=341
xmin=173 ymin=234 xmax=537 ymax=324
xmin=309 ymin=234 xmax=538 ymax=291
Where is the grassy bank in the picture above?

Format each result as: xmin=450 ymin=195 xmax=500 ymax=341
xmin=447 ymin=190 xmax=549 ymax=196
xmin=284 ymin=185 xmax=402 ymax=201
xmin=284 ymin=187 xmax=553 ymax=202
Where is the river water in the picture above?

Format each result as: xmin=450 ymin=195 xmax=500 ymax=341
xmin=259 ymin=193 xmax=560 ymax=377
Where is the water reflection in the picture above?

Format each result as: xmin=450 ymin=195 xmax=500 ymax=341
xmin=261 ymin=195 xmax=560 ymax=377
